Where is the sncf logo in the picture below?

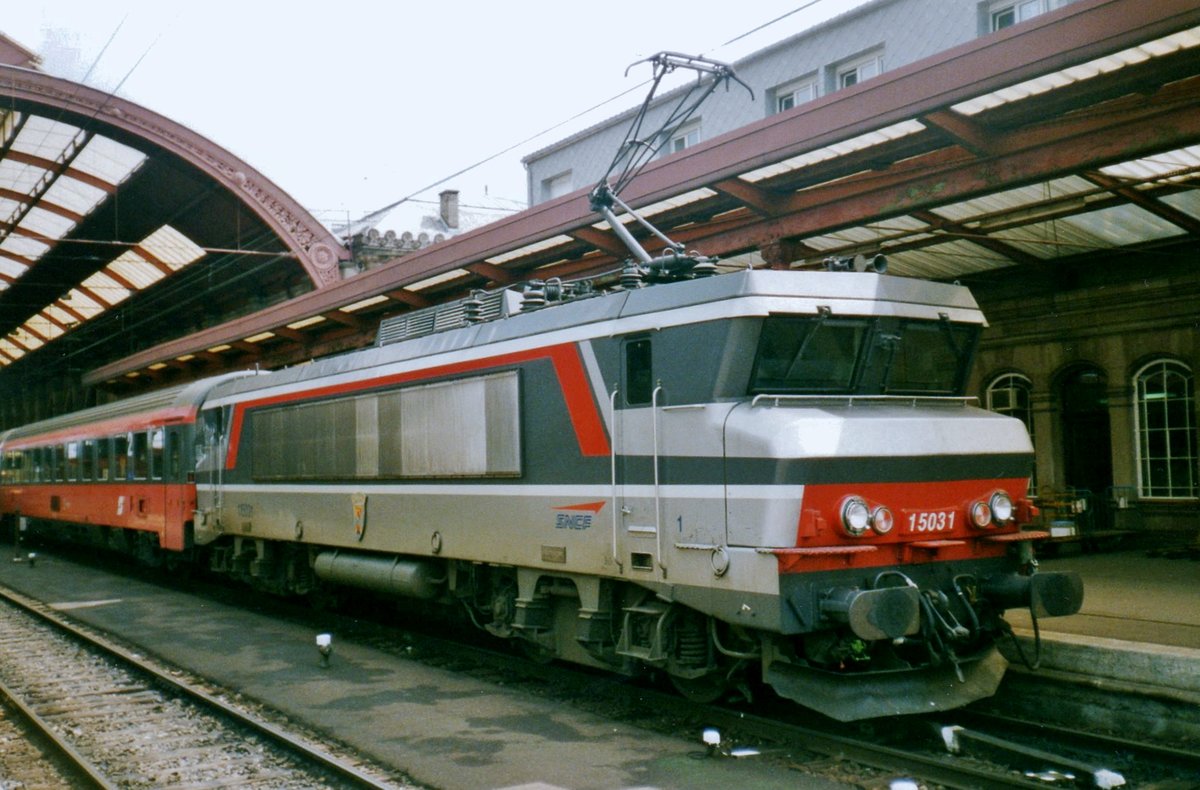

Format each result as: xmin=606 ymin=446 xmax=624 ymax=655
xmin=553 ymin=501 xmax=605 ymax=530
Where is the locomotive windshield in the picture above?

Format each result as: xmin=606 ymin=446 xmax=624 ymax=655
xmin=749 ymin=314 xmax=978 ymax=395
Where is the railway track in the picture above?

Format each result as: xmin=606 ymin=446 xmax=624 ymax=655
xmin=0 ymin=581 xmax=412 ymax=790
xmin=6 ymin=546 xmax=1199 ymax=789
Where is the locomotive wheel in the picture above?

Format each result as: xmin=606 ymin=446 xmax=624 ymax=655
xmin=669 ymin=670 xmax=728 ymax=704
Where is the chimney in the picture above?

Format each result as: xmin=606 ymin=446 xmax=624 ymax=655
xmin=439 ymin=189 xmax=460 ymax=230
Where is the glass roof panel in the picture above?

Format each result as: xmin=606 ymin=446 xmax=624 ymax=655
xmin=20 ymin=206 xmax=76 ymax=240
xmin=81 ymin=271 xmax=132 ymax=306
xmin=0 ymin=158 xmax=46 ymax=193
xmin=0 ymin=340 xmax=25 ymax=361
xmin=0 ymin=257 xmax=27 ymax=279
xmin=9 ymin=116 xmax=84 ymax=160
xmin=487 ymin=235 xmax=573 ymax=264
xmin=952 ymin=26 xmax=1200 ymax=116
xmin=24 ymin=315 xmax=64 ymax=341
xmin=287 ymin=315 xmax=326 ymax=330
xmin=637 ymin=188 xmax=717 ymax=219
xmin=932 ymin=177 xmax=1097 ymax=224
xmin=740 ymin=120 xmax=926 ymax=183
xmin=61 ymin=288 xmax=104 ymax=319
xmin=1 ymin=234 xmax=49 ymax=261
xmin=799 ymin=216 xmax=931 ymax=252
xmin=1058 ymin=204 xmax=1185 ymax=246
xmin=886 ymin=239 xmax=1014 ymax=278
xmin=44 ymin=304 xmax=83 ymax=330
xmin=108 ymin=252 xmax=166 ymax=290
xmin=342 ymin=294 xmax=389 ymax=312
xmin=990 ymin=221 xmax=1097 ymax=259
xmin=141 ymin=224 xmax=205 ymax=269
xmin=42 ymin=175 xmax=109 ymax=217
xmin=1100 ymin=145 xmax=1200 ymax=184
xmin=71 ymin=135 xmax=148 ymax=186
xmin=10 ymin=328 xmax=44 ymax=351
xmin=1160 ymin=189 xmax=1200 ymax=221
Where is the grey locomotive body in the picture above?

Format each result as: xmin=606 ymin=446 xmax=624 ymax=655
xmin=183 ymin=268 xmax=1081 ymax=719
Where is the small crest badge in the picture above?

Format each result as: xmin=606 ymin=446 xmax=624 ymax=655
xmin=351 ymin=492 xmax=368 ymax=541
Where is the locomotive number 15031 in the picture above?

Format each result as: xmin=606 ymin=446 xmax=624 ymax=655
xmin=907 ymin=510 xmax=956 ymax=532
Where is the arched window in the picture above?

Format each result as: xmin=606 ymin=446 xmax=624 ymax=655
xmin=987 ymin=373 xmax=1037 ymax=492
xmin=1135 ymin=360 xmax=1197 ymax=499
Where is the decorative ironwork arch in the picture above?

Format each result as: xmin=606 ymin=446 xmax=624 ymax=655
xmin=0 ymin=63 xmax=347 ymax=287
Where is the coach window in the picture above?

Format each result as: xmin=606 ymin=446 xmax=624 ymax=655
xmin=113 ymin=435 xmax=129 ymax=480
xmin=1135 ymin=359 xmax=1197 ymax=499
xmin=624 ymin=338 xmax=653 ymax=405
xmin=97 ymin=438 xmax=111 ymax=481
xmin=81 ymin=439 xmax=96 ymax=481
xmin=150 ymin=428 xmax=164 ymax=481
xmin=66 ymin=442 xmax=80 ymax=481
xmin=133 ymin=432 xmax=150 ymax=480
xmin=54 ymin=445 xmax=66 ymax=481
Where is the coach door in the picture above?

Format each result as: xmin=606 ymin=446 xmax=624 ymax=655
xmin=614 ymin=336 xmax=664 ymax=578
xmin=194 ymin=405 xmax=230 ymax=530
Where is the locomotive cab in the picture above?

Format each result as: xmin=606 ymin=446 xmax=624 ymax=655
xmin=709 ymin=277 xmax=1083 ymax=719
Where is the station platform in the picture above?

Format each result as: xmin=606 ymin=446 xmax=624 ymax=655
xmin=1001 ymin=546 xmax=1200 ymax=703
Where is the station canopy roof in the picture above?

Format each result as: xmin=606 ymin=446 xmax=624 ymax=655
xmin=3 ymin=0 xmax=1200 ymax=395
xmin=0 ymin=44 xmax=346 ymax=390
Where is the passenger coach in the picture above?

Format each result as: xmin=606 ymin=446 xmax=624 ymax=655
xmin=0 ymin=375 xmax=246 ymax=561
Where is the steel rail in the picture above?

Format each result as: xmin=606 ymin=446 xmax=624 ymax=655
xmin=956 ymin=709 xmax=1200 ymax=774
xmin=0 ymin=581 xmax=398 ymax=790
xmin=0 ymin=675 xmax=117 ymax=789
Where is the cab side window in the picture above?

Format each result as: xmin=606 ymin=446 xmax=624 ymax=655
xmin=624 ymin=338 xmax=653 ymax=405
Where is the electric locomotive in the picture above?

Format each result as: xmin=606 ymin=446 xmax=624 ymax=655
xmin=0 ymin=260 xmax=1082 ymax=721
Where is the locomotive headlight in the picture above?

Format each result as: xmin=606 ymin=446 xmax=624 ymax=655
xmin=841 ymin=497 xmax=871 ymax=537
xmin=870 ymin=506 xmax=894 ymax=535
xmin=969 ymin=500 xmax=993 ymax=529
xmin=989 ymin=491 xmax=1014 ymax=524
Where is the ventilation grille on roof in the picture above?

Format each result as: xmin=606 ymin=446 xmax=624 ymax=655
xmin=376 ymin=288 xmax=521 ymax=346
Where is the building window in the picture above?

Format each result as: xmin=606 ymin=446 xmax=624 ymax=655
xmin=987 ymin=373 xmax=1037 ymax=492
xmin=837 ymin=52 xmax=883 ymax=89
xmin=774 ymin=77 xmax=818 ymax=113
xmin=540 ymin=171 xmax=573 ymax=202
xmin=989 ymin=0 xmax=1067 ymax=31
xmin=667 ymin=121 xmax=700 ymax=154
xmin=1134 ymin=360 xmax=1197 ymax=499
